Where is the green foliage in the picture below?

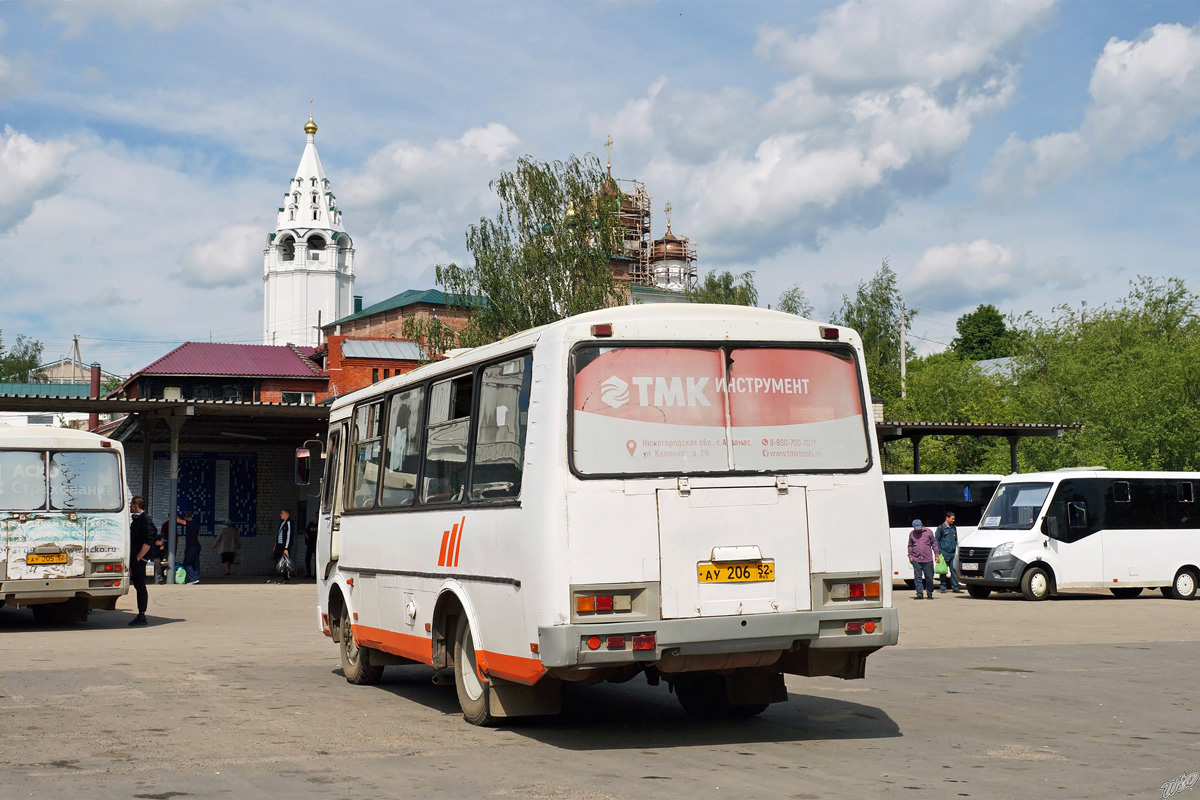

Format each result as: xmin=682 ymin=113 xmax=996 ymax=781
xmin=951 ymin=304 xmax=1017 ymax=360
xmin=830 ymin=259 xmax=915 ymax=403
xmin=401 ymin=316 xmax=460 ymax=362
xmin=437 ymin=154 xmax=623 ymax=344
xmin=776 ymin=284 xmax=814 ymax=317
xmin=688 ymin=270 xmax=759 ymax=307
xmin=0 ymin=331 xmax=44 ymax=381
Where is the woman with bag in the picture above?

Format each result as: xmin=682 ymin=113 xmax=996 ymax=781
xmin=271 ymin=509 xmax=293 ymax=584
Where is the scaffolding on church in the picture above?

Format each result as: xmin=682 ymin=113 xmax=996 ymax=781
xmin=613 ymin=178 xmax=653 ymax=285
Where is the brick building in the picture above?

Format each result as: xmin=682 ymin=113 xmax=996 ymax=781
xmin=323 ymin=288 xmax=474 ymax=341
xmin=317 ymin=335 xmax=425 ymax=398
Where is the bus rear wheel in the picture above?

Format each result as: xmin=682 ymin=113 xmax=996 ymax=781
xmin=1020 ymin=566 xmax=1053 ymax=601
xmin=1110 ymin=587 xmax=1143 ymax=598
xmin=339 ymin=606 xmax=383 ymax=685
xmin=966 ymin=585 xmax=991 ymax=600
xmin=674 ymin=674 xmax=768 ymax=719
xmin=454 ymin=615 xmax=498 ymax=726
xmin=1168 ymin=569 xmax=1197 ymax=601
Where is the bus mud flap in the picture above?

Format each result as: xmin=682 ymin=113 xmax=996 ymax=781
xmin=778 ymin=646 xmax=876 ymax=679
xmin=488 ymin=675 xmax=563 ymax=718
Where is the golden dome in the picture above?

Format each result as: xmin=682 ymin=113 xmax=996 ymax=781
xmin=304 ymin=115 xmax=318 ymax=134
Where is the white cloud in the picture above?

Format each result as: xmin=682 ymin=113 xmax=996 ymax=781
xmin=177 ymin=224 xmax=263 ymax=289
xmin=0 ymin=126 xmax=76 ymax=232
xmin=982 ymin=22 xmax=1200 ymax=197
xmin=755 ymin=0 xmax=1056 ymax=89
xmin=50 ymin=1 xmax=214 ymax=37
xmin=339 ymin=123 xmax=521 ymax=286
xmin=587 ymin=0 xmax=1048 ymax=262
xmin=906 ymin=239 xmax=1063 ymax=308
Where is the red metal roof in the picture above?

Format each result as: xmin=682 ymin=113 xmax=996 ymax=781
xmin=137 ymin=342 xmax=325 ymax=378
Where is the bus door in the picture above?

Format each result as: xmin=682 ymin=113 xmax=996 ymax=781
xmin=320 ymin=425 xmax=345 ymax=565
xmin=1100 ymin=479 xmax=1159 ymax=584
xmin=1042 ymin=480 xmax=1104 ymax=587
xmin=658 ymin=485 xmax=810 ymax=618
xmin=0 ymin=449 xmax=86 ymax=580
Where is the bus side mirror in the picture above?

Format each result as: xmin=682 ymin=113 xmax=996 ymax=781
xmin=1041 ymin=516 xmax=1060 ymax=539
xmin=295 ymin=447 xmax=311 ymax=486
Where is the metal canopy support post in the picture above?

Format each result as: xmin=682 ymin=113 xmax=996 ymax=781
xmin=140 ymin=421 xmax=152 ymax=498
xmin=1007 ymin=435 xmax=1021 ymax=474
xmin=911 ymin=435 xmax=924 ymax=474
xmin=165 ymin=408 xmax=192 ymax=575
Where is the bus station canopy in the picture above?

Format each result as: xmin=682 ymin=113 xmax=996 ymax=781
xmin=877 ymin=421 xmax=1083 ymax=474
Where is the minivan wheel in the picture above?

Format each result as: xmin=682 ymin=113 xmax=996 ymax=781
xmin=1109 ymin=587 xmax=1143 ymax=599
xmin=1020 ymin=566 xmax=1052 ymax=601
xmin=1169 ymin=569 xmax=1197 ymax=601
xmin=966 ymin=585 xmax=991 ymax=600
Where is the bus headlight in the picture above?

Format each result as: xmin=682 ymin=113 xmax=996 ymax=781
xmin=993 ymin=542 xmax=1014 ymax=557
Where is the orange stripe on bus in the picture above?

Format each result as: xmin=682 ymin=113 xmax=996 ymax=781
xmin=479 ymin=650 xmax=546 ymax=685
xmin=446 ymin=523 xmax=459 ymax=567
xmin=352 ymin=624 xmax=434 ymax=666
xmin=437 ymin=529 xmax=451 ymax=567
xmin=453 ymin=516 xmax=466 ymax=566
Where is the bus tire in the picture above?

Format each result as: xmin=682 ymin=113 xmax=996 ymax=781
xmin=674 ymin=673 xmax=726 ymax=718
xmin=30 ymin=604 xmax=55 ymax=625
xmin=966 ymin=585 xmax=991 ymax=600
xmin=1169 ymin=568 xmax=1197 ymax=601
xmin=339 ymin=606 xmax=383 ymax=685
xmin=454 ymin=614 xmax=498 ymax=726
xmin=1020 ymin=566 xmax=1053 ymax=601
xmin=1110 ymin=587 xmax=1143 ymax=598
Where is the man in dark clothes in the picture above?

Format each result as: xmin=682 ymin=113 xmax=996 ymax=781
xmin=177 ymin=511 xmax=201 ymax=584
xmin=128 ymin=495 xmax=154 ymax=626
xmin=304 ymin=519 xmax=317 ymax=579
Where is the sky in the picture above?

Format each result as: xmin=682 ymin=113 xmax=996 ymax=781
xmin=3 ymin=0 xmax=1200 ymax=375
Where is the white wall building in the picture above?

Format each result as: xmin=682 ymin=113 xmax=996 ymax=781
xmin=263 ymin=115 xmax=355 ymax=347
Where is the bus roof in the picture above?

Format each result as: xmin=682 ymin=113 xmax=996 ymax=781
xmin=998 ymin=469 xmax=1200 ymax=482
xmin=328 ymin=304 xmax=862 ymax=415
xmin=0 ymin=426 xmax=124 ymax=452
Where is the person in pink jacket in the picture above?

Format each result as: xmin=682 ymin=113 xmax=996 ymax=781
xmin=907 ymin=519 xmax=939 ymax=599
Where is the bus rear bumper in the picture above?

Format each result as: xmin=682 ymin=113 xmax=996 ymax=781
xmin=537 ymin=607 xmax=899 ymax=669
xmin=1 ymin=576 xmax=128 ymax=606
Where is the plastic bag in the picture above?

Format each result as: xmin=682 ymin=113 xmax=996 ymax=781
xmin=174 ymin=566 xmax=187 ymax=584
xmin=934 ymin=554 xmax=949 ymax=575
xmin=276 ymin=553 xmax=293 ymax=575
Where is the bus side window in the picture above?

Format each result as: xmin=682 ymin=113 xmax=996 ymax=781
xmin=470 ymin=354 xmax=532 ymax=501
xmin=346 ymin=402 xmax=384 ymax=510
xmin=1067 ymin=501 xmax=1087 ymax=529
xmin=380 ymin=388 xmax=423 ymax=508
xmin=422 ymin=374 xmax=473 ymax=504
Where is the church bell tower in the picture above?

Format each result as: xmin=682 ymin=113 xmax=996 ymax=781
xmin=263 ymin=114 xmax=355 ymax=346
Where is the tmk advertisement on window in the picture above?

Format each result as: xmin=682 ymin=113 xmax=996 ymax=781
xmin=573 ymin=347 xmax=869 ymax=474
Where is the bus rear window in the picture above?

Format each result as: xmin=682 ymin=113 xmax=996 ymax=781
xmin=49 ymin=451 xmax=122 ymax=511
xmin=0 ymin=451 xmax=48 ymax=511
xmin=571 ymin=345 xmax=869 ymax=476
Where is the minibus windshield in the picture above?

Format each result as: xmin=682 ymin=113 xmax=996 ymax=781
xmin=978 ymin=482 xmax=1052 ymax=530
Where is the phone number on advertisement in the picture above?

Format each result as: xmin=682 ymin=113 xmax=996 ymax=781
xmin=762 ymin=438 xmax=818 ymax=447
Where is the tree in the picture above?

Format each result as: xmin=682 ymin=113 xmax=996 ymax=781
xmin=951 ymin=304 xmax=1016 ymax=360
xmin=688 ymin=270 xmax=759 ymax=306
xmin=830 ymin=259 xmax=915 ymax=403
xmin=0 ymin=331 xmax=44 ymax=382
xmin=401 ymin=315 xmax=460 ymax=362
xmin=437 ymin=154 xmax=623 ymax=345
xmin=776 ymin=283 xmax=814 ymax=317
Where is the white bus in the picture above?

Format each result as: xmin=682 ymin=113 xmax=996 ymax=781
xmin=884 ymin=474 xmax=1001 ymax=585
xmin=0 ymin=427 xmax=130 ymax=623
xmin=311 ymin=305 xmax=897 ymax=724
xmin=959 ymin=469 xmax=1200 ymax=601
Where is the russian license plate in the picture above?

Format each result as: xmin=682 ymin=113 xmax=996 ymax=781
xmin=26 ymin=553 xmax=68 ymax=565
xmin=962 ymin=562 xmax=979 ymax=571
xmin=697 ymin=562 xmax=775 ymax=583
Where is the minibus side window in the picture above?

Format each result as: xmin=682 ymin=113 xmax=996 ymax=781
xmin=380 ymin=388 xmax=424 ymax=508
xmin=1048 ymin=479 xmax=1103 ymax=542
xmin=346 ymin=402 xmax=384 ymax=510
xmin=470 ymin=354 xmax=531 ymax=501
xmin=422 ymin=374 xmax=473 ymax=504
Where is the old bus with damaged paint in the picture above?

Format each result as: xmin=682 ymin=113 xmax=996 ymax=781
xmin=0 ymin=427 xmax=130 ymax=623
xmin=309 ymin=305 xmax=898 ymax=724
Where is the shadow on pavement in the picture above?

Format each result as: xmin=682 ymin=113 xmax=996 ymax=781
xmin=0 ymin=606 xmax=185 ymax=631
xmin=339 ymin=664 xmax=900 ymax=748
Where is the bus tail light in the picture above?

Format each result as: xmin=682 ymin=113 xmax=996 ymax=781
xmin=587 ymin=636 xmax=602 ymax=651
xmin=575 ymin=593 xmax=632 ymax=615
xmin=829 ymin=581 xmax=880 ymax=600
xmin=632 ymin=634 xmax=656 ymax=651
xmin=845 ymin=622 xmax=863 ymax=634
xmin=590 ymin=323 xmax=613 ymax=337
xmin=844 ymin=620 xmax=879 ymax=634
xmin=606 ymin=636 xmax=625 ymax=650
xmin=819 ymin=325 xmax=840 ymax=340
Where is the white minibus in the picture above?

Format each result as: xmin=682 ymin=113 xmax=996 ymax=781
xmin=884 ymin=474 xmax=1000 ymax=585
xmin=959 ymin=469 xmax=1200 ymax=600
xmin=0 ymin=427 xmax=130 ymax=622
xmin=311 ymin=305 xmax=898 ymax=724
